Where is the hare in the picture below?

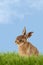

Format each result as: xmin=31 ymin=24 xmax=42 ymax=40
xmin=15 ymin=27 xmax=39 ymax=56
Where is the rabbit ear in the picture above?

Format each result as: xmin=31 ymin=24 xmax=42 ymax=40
xmin=26 ymin=32 xmax=34 ymax=38
xmin=22 ymin=27 xmax=26 ymax=35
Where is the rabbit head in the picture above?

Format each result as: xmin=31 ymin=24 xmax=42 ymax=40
xmin=15 ymin=27 xmax=33 ymax=45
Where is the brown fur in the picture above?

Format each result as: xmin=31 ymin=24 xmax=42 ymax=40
xmin=15 ymin=27 xmax=39 ymax=56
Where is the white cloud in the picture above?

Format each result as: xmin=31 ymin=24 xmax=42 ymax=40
xmin=28 ymin=0 xmax=43 ymax=10
xmin=0 ymin=0 xmax=43 ymax=23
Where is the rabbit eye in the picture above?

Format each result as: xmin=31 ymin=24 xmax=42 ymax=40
xmin=19 ymin=40 xmax=22 ymax=42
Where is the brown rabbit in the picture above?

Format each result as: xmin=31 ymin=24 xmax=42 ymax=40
xmin=15 ymin=27 xmax=39 ymax=56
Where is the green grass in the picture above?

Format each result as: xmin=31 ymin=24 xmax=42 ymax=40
xmin=0 ymin=52 xmax=43 ymax=65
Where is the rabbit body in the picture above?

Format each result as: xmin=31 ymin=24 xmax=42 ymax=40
xmin=18 ymin=41 xmax=39 ymax=56
xmin=15 ymin=27 xmax=39 ymax=56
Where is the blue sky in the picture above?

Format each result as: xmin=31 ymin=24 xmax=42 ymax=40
xmin=0 ymin=0 xmax=43 ymax=53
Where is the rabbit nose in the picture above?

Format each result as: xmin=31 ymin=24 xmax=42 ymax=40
xmin=15 ymin=40 xmax=17 ymax=43
xmin=15 ymin=40 xmax=16 ymax=43
xmin=15 ymin=39 xmax=18 ymax=43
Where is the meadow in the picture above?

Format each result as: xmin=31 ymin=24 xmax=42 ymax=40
xmin=0 ymin=52 xmax=43 ymax=65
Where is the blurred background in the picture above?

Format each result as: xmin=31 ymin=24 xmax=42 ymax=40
xmin=0 ymin=0 xmax=43 ymax=54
